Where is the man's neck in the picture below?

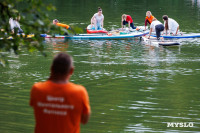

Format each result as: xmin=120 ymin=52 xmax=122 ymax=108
xmin=49 ymin=79 xmax=69 ymax=84
xmin=49 ymin=75 xmax=70 ymax=84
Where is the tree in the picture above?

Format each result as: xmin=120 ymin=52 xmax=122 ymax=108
xmin=0 ymin=0 xmax=66 ymax=66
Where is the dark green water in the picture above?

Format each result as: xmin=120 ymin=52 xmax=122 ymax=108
xmin=1 ymin=0 xmax=200 ymax=132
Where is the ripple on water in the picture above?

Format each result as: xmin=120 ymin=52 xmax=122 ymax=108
xmin=124 ymin=123 xmax=154 ymax=132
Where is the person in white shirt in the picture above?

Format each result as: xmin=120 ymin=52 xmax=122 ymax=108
xmin=148 ymin=18 xmax=164 ymax=40
xmin=91 ymin=7 xmax=104 ymax=30
xmin=162 ymin=15 xmax=179 ymax=35
xmin=9 ymin=16 xmax=23 ymax=33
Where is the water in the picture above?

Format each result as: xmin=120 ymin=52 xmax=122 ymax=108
xmin=1 ymin=0 xmax=200 ymax=132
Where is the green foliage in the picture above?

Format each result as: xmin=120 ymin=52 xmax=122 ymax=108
xmin=0 ymin=0 xmax=67 ymax=66
xmin=68 ymin=26 xmax=84 ymax=34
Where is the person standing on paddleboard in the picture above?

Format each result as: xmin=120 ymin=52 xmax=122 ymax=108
xmin=148 ymin=18 xmax=164 ymax=40
xmin=162 ymin=15 xmax=179 ymax=36
xmin=91 ymin=7 xmax=104 ymax=30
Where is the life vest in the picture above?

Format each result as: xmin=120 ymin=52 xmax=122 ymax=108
xmin=56 ymin=23 xmax=70 ymax=29
xmin=145 ymin=15 xmax=154 ymax=24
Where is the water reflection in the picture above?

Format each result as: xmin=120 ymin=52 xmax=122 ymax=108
xmin=45 ymin=38 xmax=69 ymax=52
xmin=191 ymin=0 xmax=200 ymax=7
xmin=44 ymin=38 xmax=200 ymax=85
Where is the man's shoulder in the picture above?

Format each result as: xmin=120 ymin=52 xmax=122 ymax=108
xmin=32 ymin=81 xmax=48 ymax=90
xmin=68 ymin=82 xmax=86 ymax=91
xmin=34 ymin=81 xmax=47 ymax=85
xmin=68 ymin=83 xmax=88 ymax=96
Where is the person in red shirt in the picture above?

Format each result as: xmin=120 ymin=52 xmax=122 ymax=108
xmin=30 ymin=53 xmax=91 ymax=133
xmin=121 ymin=14 xmax=136 ymax=30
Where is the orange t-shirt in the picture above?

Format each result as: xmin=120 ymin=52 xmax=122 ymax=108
xmin=30 ymin=80 xmax=91 ymax=133
xmin=56 ymin=23 xmax=70 ymax=29
xmin=145 ymin=15 xmax=154 ymax=24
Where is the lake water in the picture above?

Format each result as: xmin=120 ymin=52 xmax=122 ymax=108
xmin=0 ymin=0 xmax=200 ymax=132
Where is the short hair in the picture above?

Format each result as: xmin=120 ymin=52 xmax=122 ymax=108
xmin=53 ymin=19 xmax=59 ymax=23
xmin=51 ymin=53 xmax=73 ymax=76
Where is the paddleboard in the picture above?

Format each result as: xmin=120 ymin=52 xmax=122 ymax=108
xmin=86 ymin=25 xmax=108 ymax=34
xmin=151 ymin=33 xmax=200 ymax=38
xmin=142 ymin=36 xmax=180 ymax=47
xmin=41 ymin=30 xmax=149 ymax=40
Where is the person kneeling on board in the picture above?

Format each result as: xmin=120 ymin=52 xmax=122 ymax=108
xmin=162 ymin=15 xmax=179 ymax=36
xmin=90 ymin=7 xmax=104 ymax=30
xmin=121 ymin=14 xmax=136 ymax=30
xmin=148 ymin=18 xmax=164 ymax=40
xmin=53 ymin=19 xmax=71 ymax=35
xmin=144 ymin=11 xmax=155 ymax=30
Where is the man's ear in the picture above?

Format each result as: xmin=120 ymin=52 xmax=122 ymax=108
xmin=69 ymin=67 xmax=74 ymax=75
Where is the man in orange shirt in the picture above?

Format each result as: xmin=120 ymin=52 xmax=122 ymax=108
xmin=30 ymin=53 xmax=91 ymax=133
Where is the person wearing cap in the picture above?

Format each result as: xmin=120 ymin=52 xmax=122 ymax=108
xmin=90 ymin=7 xmax=104 ymax=30
xmin=121 ymin=14 xmax=136 ymax=30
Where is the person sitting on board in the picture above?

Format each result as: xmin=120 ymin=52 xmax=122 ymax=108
xmin=90 ymin=7 xmax=104 ymax=30
xmin=121 ymin=14 xmax=136 ymax=30
xmin=53 ymin=19 xmax=71 ymax=30
xmin=162 ymin=15 xmax=179 ymax=36
xmin=9 ymin=16 xmax=23 ymax=34
xmin=148 ymin=18 xmax=164 ymax=40
xmin=144 ymin=11 xmax=155 ymax=30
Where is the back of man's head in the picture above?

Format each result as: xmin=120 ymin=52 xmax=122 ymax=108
xmin=51 ymin=53 xmax=73 ymax=77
